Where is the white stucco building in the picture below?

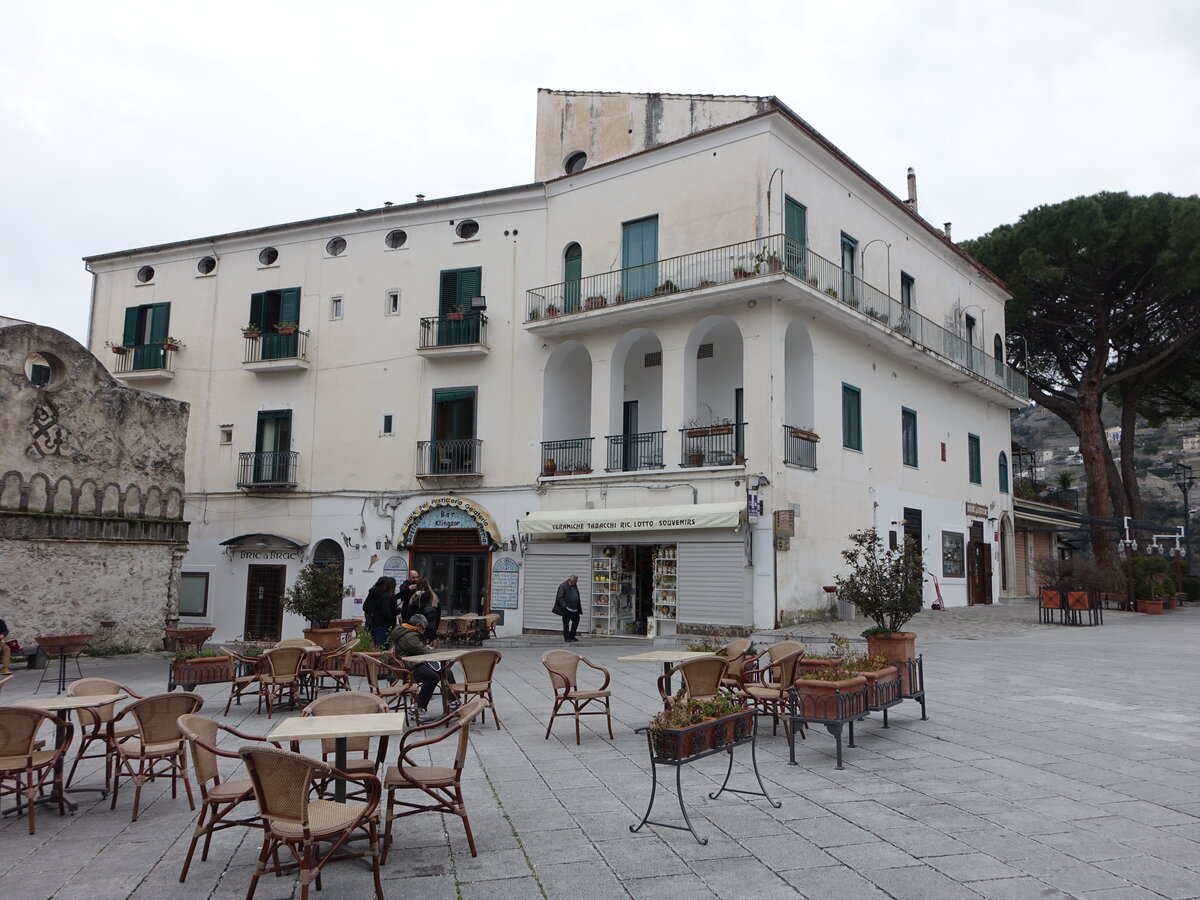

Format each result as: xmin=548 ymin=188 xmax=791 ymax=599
xmin=84 ymin=90 xmax=1025 ymax=642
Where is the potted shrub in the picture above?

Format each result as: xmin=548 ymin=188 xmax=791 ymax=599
xmin=171 ymin=647 xmax=231 ymax=675
xmin=106 ymin=341 xmax=129 ymax=356
xmin=647 ymin=696 xmax=751 ymax=760
xmin=275 ymin=321 xmax=298 ymax=335
xmin=546 ymin=304 xmax=560 ymax=317
xmin=165 ymin=625 xmax=215 ymax=649
xmin=792 ymin=668 xmax=869 ymax=720
xmin=161 ymin=336 xmax=183 ymax=351
xmin=835 ymin=527 xmax=925 ymax=691
xmin=584 ymin=295 xmax=607 ymax=309
xmin=241 ymin=324 xmax=261 ymax=339
xmin=543 ymin=458 xmax=557 ymax=476
xmin=283 ymin=562 xmax=353 ymax=649
xmin=733 ymin=265 xmax=753 ymax=279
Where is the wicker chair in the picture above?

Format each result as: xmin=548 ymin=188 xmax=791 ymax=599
xmin=64 ymin=677 xmax=143 ymax=790
xmin=258 ymin=647 xmax=309 ymax=717
xmin=483 ymin=613 xmax=501 ymax=639
xmin=435 ymin=617 xmax=455 ymax=647
xmin=274 ymin=637 xmax=320 ymax=650
xmin=718 ymin=638 xmax=753 ymax=690
xmin=176 ymin=713 xmax=278 ymax=883
xmin=0 ymin=706 xmax=72 ymax=834
xmin=445 ymin=649 xmax=503 ymax=729
xmin=222 ymin=647 xmax=266 ymax=715
xmin=657 ymin=656 xmax=728 ymax=707
xmin=239 ymin=745 xmax=384 ymax=900
xmin=381 ymin=696 xmax=486 ymax=863
xmin=299 ymin=691 xmax=389 ymax=796
xmin=541 ymin=650 xmax=613 ymax=745
xmin=354 ymin=653 xmax=418 ymax=716
xmin=108 ymin=691 xmax=203 ymax=821
xmin=739 ymin=648 xmax=806 ymax=741
xmin=741 ymin=639 xmax=804 ymax=684
xmin=306 ymin=639 xmax=356 ymax=697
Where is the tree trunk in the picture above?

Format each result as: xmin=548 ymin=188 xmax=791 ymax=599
xmin=1117 ymin=395 xmax=1143 ymax=520
xmin=1075 ymin=376 xmax=1118 ymax=574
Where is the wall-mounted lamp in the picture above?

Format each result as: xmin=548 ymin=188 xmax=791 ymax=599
xmin=471 ymin=295 xmax=487 ymax=310
xmin=384 ymin=537 xmax=392 ymax=550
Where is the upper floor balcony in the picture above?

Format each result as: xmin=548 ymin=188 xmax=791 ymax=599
xmin=416 ymin=439 xmax=484 ymax=479
xmin=417 ymin=312 xmax=489 ymax=358
xmin=525 ymin=233 xmax=1027 ymax=400
xmin=242 ymin=330 xmax=310 ymax=373
xmin=238 ymin=450 xmax=299 ymax=490
xmin=110 ymin=343 xmax=176 ymax=382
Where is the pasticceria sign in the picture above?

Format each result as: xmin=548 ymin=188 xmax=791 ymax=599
xmin=399 ymin=496 xmax=502 ymax=547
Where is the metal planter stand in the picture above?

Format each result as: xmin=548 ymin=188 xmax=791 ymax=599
xmin=630 ymin=711 xmax=780 ymax=845
xmin=786 ymin=684 xmax=871 ymax=769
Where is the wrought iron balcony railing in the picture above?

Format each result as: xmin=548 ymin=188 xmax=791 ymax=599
xmin=783 ymin=425 xmax=818 ymax=470
xmin=111 ymin=344 xmax=176 ymax=373
xmin=605 ymin=431 xmax=666 ymax=472
xmin=238 ymin=451 xmax=299 ymax=488
xmin=541 ymin=437 xmax=594 ymax=476
xmin=243 ymin=330 xmax=309 ymax=363
xmin=417 ymin=439 xmax=483 ymax=476
xmin=419 ymin=312 xmax=487 ymax=349
xmin=678 ymin=423 xmax=746 ymax=467
xmin=526 ymin=233 xmax=1027 ymax=398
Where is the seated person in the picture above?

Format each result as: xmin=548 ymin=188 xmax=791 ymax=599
xmin=387 ymin=613 xmax=440 ymax=715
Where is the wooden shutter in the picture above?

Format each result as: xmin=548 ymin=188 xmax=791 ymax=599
xmin=249 ymin=292 xmax=266 ymax=329
xmin=279 ymin=287 xmax=301 ymax=325
xmin=122 ymin=306 xmax=139 ymax=347
xmin=149 ymin=302 xmax=170 ymax=343
xmin=439 ymin=271 xmax=459 ymax=316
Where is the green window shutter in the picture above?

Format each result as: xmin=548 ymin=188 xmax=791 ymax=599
xmin=968 ymin=434 xmax=982 ymax=484
xmin=902 ymin=407 xmax=918 ymax=467
xmin=784 ymin=197 xmax=806 ymax=245
xmin=433 ymin=388 xmax=476 ymax=403
xmin=563 ymin=245 xmax=582 ymax=313
xmin=842 ymin=384 xmax=862 ymax=451
xmin=122 ymin=306 xmax=139 ymax=347
xmin=457 ymin=268 xmax=481 ymax=307
xmin=999 ymin=451 xmax=1009 ymax=493
xmin=279 ymin=287 xmax=301 ymax=324
xmin=621 ymin=216 xmax=659 ymax=300
xmin=30 ymin=364 xmax=50 ymax=386
xmin=148 ymin=302 xmax=170 ymax=343
xmin=249 ymin=292 xmax=266 ymax=329
xmin=439 ymin=271 xmax=459 ymax=316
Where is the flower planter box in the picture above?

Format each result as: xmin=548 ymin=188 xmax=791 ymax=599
xmin=860 ymin=665 xmax=900 ymax=709
xmin=328 ymin=618 xmax=362 ymax=634
xmin=866 ymin=632 xmax=917 ymax=693
xmin=649 ymin=710 xmax=754 ymax=762
xmin=1136 ymin=599 xmax=1164 ymax=615
xmin=165 ymin=626 xmax=215 ymax=649
xmin=303 ymin=627 xmax=344 ymax=650
xmin=167 ymin=655 xmax=232 ymax=690
xmin=791 ymin=674 xmax=868 ymax=720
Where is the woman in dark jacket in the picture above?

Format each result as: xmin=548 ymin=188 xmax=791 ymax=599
xmin=363 ymin=576 xmax=398 ymax=648
xmin=410 ymin=578 xmax=441 ymax=644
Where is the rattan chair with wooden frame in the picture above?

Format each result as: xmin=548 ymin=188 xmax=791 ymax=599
xmin=305 ymin=639 xmax=356 ymax=697
xmin=177 ymin=713 xmax=280 ymax=883
xmin=258 ymin=646 xmax=309 ymax=718
xmin=435 ymin=617 xmax=455 ymax=646
xmin=656 ymin=655 xmax=729 ymax=707
xmin=64 ymin=676 xmax=143 ymax=790
xmin=353 ymin=652 xmax=418 ymax=717
xmin=541 ymin=650 xmax=613 ymax=745
xmin=299 ymin=691 xmax=389 ymax=798
xmin=274 ymin=637 xmax=320 ymax=650
xmin=108 ymin=691 xmax=203 ymax=822
xmin=740 ymin=639 xmax=804 ymax=684
xmin=0 ymin=706 xmax=73 ymax=834
xmin=239 ymin=745 xmax=384 ymax=900
xmin=739 ymin=648 xmax=806 ymax=741
xmin=381 ymin=696 xmax=486 ymax=863
xmin=718 ymin=638 xmax=753 ymax=690
xmin=444 ymin=649 xmax=503 ymax=729
xmin=222 ymin=646 xmax=266 ymax=715
xmin=483 ymin=613 xmax=501 ymax=639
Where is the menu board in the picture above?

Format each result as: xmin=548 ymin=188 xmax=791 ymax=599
xmin=491 ymin=557 xmax=519 ymax=610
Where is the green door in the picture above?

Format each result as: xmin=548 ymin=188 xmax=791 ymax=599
xmin=123 ymin=302 xmax=170 ymax=370
xmin=621 ymin=216 xmax=658 ymax=301
xmin=784 ymin=197 xmax=807 ymax=278
xmin=252 ymin=288 xmax=301 ymax=359
xmin=438 ymin=268 xmax=482 ymax=345
xmin=255 ymin=409 xmax=292 ymax=482
xmin=432 ymin=388 xmax=476 ymax=472
xmin=563 ymin=244 xmax=582 ymax=313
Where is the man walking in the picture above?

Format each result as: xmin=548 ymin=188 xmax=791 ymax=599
xmin=553 ymin=575 xmax=582 ymax=643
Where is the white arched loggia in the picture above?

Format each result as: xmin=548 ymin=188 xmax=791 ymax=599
xmin=609 ymin=329 xmax=664 ymax=471
xmin=542 ymin=341 xmax=593 ymax=472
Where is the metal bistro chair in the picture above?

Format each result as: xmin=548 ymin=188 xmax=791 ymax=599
xmin=444 ymin=650 xmax=503 ymax=729
xmin=0 ymin=706 xmax=73 ymax=834
xmin=657 ymin=656 xmax=728 ymax=708
xmin=381 ymin=697 xmax=486 ymax=863
xmin=108 ymin=691 xmax=203 ymax=821
xmin=542 ymin=650 xmax=614 ymax=745
xmin=65 ymin=677 xmax=144 ymax=790
xmin=222 ymin=647 xmax=266 ymax=715
xmin=176 ymin=713 xmax=280 ymax=883
xmin=239 ymin=745 xmax=384 ymax=900
xmin=483 ymin=613 xmax=501 ymax=640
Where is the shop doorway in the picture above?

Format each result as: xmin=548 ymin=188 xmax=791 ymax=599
xmin=411 ymin=528 xmax=489 ymax=616
xmin=587 ymin=543 xmax=668 ymax=637
xmin=244 ymin=565 xmax=286 ymax=640
xmin=967 ymin=520 xmax=993 ymax=605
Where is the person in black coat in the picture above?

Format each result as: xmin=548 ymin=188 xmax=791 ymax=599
xmin=553 ymin=575 xmax=582 ymax=642
xmin=408 ymin=578 xmax=441 ymax=644
xmin=398 ymin=569 xmax=422 ymax=623
xmin=362 ymin=576 xmax=398 ymax=648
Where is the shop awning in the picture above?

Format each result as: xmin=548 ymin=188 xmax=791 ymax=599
xmin=219 ymin=533 xmax=308 ymax=549
xmin=518 ymin=501 xmax=745 ymax=535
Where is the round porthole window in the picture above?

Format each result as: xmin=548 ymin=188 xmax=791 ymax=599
xmin=565 ymin=151 xmax=587 ymax=174
xmin=384 ymin=229 xmax=407 ymax=249
xmin=197 ymin=256 xmax=217 ymax=275
xmin=136 ymin=265 xmax=155 ymax=283
xmin=326 ymin=236 xmax=347 ymax=257
xmin=259 ymin=247 xmax=279 ymax=266
xmin=455 ymin=219 xmax=479 ymax=240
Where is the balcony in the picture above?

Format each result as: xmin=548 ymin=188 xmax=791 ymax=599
xmin=416 ymin=439 xmax=483 ymax=478
xmin=783 ymin=425 xmax=818 ymax=470
xmin=111 ymin=344 xmax=176 ymax=382
xmin=237 ymin=451 xmax=299 ymax=489
xmin=526 ymin=234 xmax=1028 ymax=400
xmin=605 ymin=431 xmax=666 ymax=473
xmin=242 ymin=331 xmax=310 ymax=373
xmin=678 ymin=423 xmax=746 ymax=467
xmin=418 ymin=313 xmax=489 ymax=358
xmin=540 ymin=437 xmax=594 ymax=476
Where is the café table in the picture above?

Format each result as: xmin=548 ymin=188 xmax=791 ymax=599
xmin=266 ymin=711 xmax=409 ymax=803
xmin=399 ymin=648 xmax=468 ymax=718
xmin=12 ymin=692 xmax=126 ymax=812
xmin=617 ymin=650 xmax=719 ymax=706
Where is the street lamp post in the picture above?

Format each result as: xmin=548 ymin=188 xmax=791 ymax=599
xmin=1174 ymin=461 xmax=1195 ymax=575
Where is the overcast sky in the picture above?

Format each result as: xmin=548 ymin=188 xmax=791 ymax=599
xmin=2 ymin=0 xmax=1196 ymax=342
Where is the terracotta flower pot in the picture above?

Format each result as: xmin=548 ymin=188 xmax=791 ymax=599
xmin=303 ymin=627 xmax=344 ymax=650
xmin=865 ymin=632 xmax=917 ymax=692
xmin=792 ymin=674 xmax=868 ymax=720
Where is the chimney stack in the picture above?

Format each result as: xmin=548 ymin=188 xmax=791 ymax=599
xmin=905 ymin=167 xmax=918 ymax=214
xmin=943 ymin=222 xmax=953 ymax=241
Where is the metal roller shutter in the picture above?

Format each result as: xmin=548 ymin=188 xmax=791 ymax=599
xmin=522 ymin=545 xmax=592 ymax=633
xmin=677 ymin=542 xmax=749 ymax=627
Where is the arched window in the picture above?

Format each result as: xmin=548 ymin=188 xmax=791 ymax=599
xmin=998 ymin=451 xmax=1009 ymax=494
xmin=312 ymin=538 xmax=345 ymax=579
xmin=994 ymin=334 xmax=1003 ymax=360
xmin=563 ymin=243 xmax=582 ymax=313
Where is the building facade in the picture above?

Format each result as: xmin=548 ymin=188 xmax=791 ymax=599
xmin=83 ymin=90 xmax=1026 ymax=642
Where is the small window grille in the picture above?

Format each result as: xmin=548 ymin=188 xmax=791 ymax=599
xmin=644 ymin=351 xmax=662 ymax=367
xmin=386 ymin=290 xmax=400 ymax=316
xmin=330 ymin=296 xmax=343 ymax=320
xmin=697 ymin=343 xmax=714 ymax=359
xmin=382 ymin=413 xmax=394 ymax=435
